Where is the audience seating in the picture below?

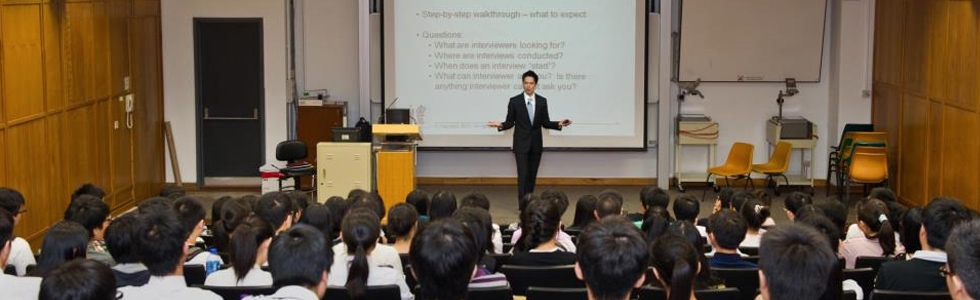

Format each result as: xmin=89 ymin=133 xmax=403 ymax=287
xmin=843 ymin=267 xmax=876 ymax=300
xmin=739 ymin=247 xmax=759 ymax=256
xmin=869 ymin=290 xmax=951 ymax=300
xmin=502 ymin=243 xmax=514 ymax=253
xmin=843 ymin=143 xmax=889 ymax=200
xmin=183 ymin=265 xmax=207 ymax=286
xmin=844 ymin=290 xmax=858 ymax=300
xmin=3 ymin=265 xmax=14 ymax=275
xmin=199 ymin=285 xmax=277 ymax=300
xmin=713 ymin=267 xmax=760 ymax=300
xmin=274 ymin=140 xmax=316 ymax=191
xmin=637 ymin=286 xmax=740 ymax=300
xmin=324 ymin=284 xmax=401 ymax=300
xmin=855 ymin=256 xmax=893 ymax=274
xmin=25 ymin=264 xmax=36 ymax=276
xmin=526 ymin=287 xmax=588 ymax=300
xmin=743 ymin=256 xmax=760 ymax=265
xmin=485 ymin=253 xmax=512 ymax=273
xmin=752 ymin=141 xmax=793 ymax=195
xmin=499 ymin=264 xmax=584 ymax=296
xmin=704 ymin=142 xmax=755 ymax=201
xmin=403 ymin=264 xmax=417 ymax=292
xmin=826 ymin=123 xmax=874 ymax=196
xmin=466 ymin=286 xmax=513 ymax=300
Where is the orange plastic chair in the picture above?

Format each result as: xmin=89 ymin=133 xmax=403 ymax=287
xmin=703 ymin=142 xmax=754 ymax=201
xmin=752 ymin=141 xmax=792 ymax=195
xmin=843 ymin=147 xmax=888 ymax=200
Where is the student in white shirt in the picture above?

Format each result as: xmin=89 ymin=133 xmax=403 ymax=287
xmin=39 ymin=259 xmax=117 ymax=300
xmin=173 ymin=197 xmax=222 ymax=266
xmin=739 ymin=199 xmax=771 ymax=248
xmin=0 ymin=208 xmax=41 ymax=299
xmin=35 ymin=221 xmax=90 ymax=277
xmin=64 ymin=196 xmax=115 ymax=266
xmin=459 ymin=193 xmax=504 ymax=254
xmin=245 ymin=225 xmax=333 ymax=300
xmin=118 ymin=212 xmax=220 ymax=299
xmin=387 ymin=203 xmax=419 ymax=254
xmin=328 ymin=209 xmax=413 ymax=300
xmin=0 ymin=188 xmax=36 ymax=276
xmin=205 ymin=216 xmax=274 ymax=287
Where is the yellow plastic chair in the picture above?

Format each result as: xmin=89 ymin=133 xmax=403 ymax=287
xmin=752 ymin=141 xmax=792 ymax=195
xmin=703 ymin=142 xmax=754 ymax=201
xmin=843 ymin=146 xmax=889 ymax=200
xmin=830 ymin=131 xmax=887 ymax=196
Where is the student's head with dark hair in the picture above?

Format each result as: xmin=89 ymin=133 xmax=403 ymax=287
xmin=347 ymin=189 xmax=369 ymax=201
xmin=645 ymin=206 xmax=673 ymax=221
xmin=405 ymin=189 xmax=430 ymax=217
xmin=297 ymin=203 xmax=333 ymax=241
xmin=594 ymin=195 xmax=624 ymax=219
xmin=796 ymin=213 xmax=842 ymax=251
xmin=460 ymin=193 xmax=491 ymax=211
xmin=211 ymin=196 xmax=232 ymax=225
xmin=0 ymin=208 xmax=13 ymax=262
xmin=172 ymin=196 xmax=207 ymax=242
xmin=240 ymin=195 xmax=260 ymax=211
xmin=857 ymin=199 xmax=897 ymax=255
xmin=670 ymin=221 xmax=705 ymax=253
xmin=921 ymin=197 xmax=972 ymax=251
xmin=570 ymin=195 xmax=599 ymax=230
xmin=519 ymin=193 xmax=538 ymax=213
xmin=640 ymin=186 xmax=670 ymax=211
xmin=37 ymin=220 xmax=90 ymax=276
xmin=867 ymin=187 xmax=897 ymax=203
xmin=72 ymin=183 xmax=105 ymax=201
xmin=159 ymin=185 xmax=187 ymax=200
xmin=641 ymin=213 xmax=671 ymax=243
xmin=598 ymin=189 xmax=625 ymax=205
xmin=135 ymin=212 xmax=190 ymax=276
xmin=783 ymin=192 xmax=813 ymax=220
xmin=730 ymin=191 xmax=756 ymax=213
xmin=0 ymin=187 xmax=26 ymax=226
xmin=540 ymin=189 xmax=570 ymax=216
xmin=886 ymin=201 xmax=909 ymax=228
xmin=411 ymin=219 xmax=479 ymax=300
xmin=64 ymin=195 xmax=110 ymax=241
xmin=341 ymin=208 xmax=382 ymax=299
xmin=387 ymin=203 xmax=419 ymax=243
xmin=815 ymin=200 xmax=847 ymax=239
xmin=576 ymin=216 xmax=649 ymax=300
xmin=740 ymin=198 xmax=771 ymax=231
xmin=945 ymin=219 xmax=980 ymax=300
xmin=39 ymin=259 xmax=117 ymax=300
xmin=213 ymin=199 xmax=250 ymax=253
xmin=348 ymin=192 xmax=384 ymax=220
xmin=792 ymin=204 xmax=824 ymax=221
xmin=899 ymin=207 xmax=923 ymax=254
xmin=707 ymin=210 xmax=747 ymax=251
xmin=104 ymin=214 xmax=141 ymax=264
xmin=713 ymin=187 xmax=736 ymax=213
xmin=286 ymin=191 xmax=311 ymax=220
xmin=137 ymin=196 xmax=174 ymax=215
xmin=516 ymin=199 xmax=562 ymax=252
xmin=429 ymin=191 xmax=458 ymax=221
xmin=672 ymin=194 xmax=700 ymax=223
xmin=268 ymin=224 xmax=333 ymax=297
xmin=454 ymin=207 xmax=494 ymax=256
xmin=255 ymin=191 xmax=294 ymax=233
xmin=650 ymin=234 xmax=700 ymax=300
xmin=758 ymin=224 xmax=837 ymax=300
xmin=324 ymin=196 xmax=349 ymax=240
xmin=230 ymin=215 xmax=275 ymax=282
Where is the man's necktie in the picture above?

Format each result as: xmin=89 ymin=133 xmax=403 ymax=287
xmin=527 ymin=99 xmax=534 ymax=123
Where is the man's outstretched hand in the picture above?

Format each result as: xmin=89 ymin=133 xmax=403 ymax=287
xmin=560 ymin=119 xmax=572 ymax=127
xmin=487 ymin=121 xmax=502 ymax=128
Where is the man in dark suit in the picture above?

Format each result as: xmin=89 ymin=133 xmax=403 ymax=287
xmin=488 ymin=70 xmax=571 ymax=205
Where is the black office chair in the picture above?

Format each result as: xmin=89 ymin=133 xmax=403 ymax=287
xmin=466 ymin=286 xmax=514 ymax=300
xmin=843 ymin=267 xmax=877 ymax=300
xmin=324 ymin=285 xmax=401 ymax=300
xmin=183 ymin=265 xmax=207 ymax=286
xmin=869 ymin=290 xmax=951 ymax=300
xmin=713 ymin=267 xmax=760 ymax=300
xmin=199 ymin=285 xmax=277 ymax=300
xmin=499 ymin=264 xmax=584 ymax=296
xmin=275 ymin=140 xmax=315 ymax=191
xmin=526 ymin=287 xmax=588 ymax=300
xmin=856 ymin=256 xmax=894 ymax=274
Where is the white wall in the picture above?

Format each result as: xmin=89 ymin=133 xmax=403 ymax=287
xmin=162 ymin=0 xmax=288 ymax=183
xmin=301 ymin=0 xmax=362 ymax=124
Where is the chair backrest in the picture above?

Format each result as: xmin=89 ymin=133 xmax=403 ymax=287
xmin=743 ymin=256 xmax=760 ymax=265
xmin=724 ymin=142 xmax=755 ymax=173
xmin=843 ymin=267 xmax=876 ymax=300
xmin=275 ymin=140 xmax=308 ymax=162
xmin=200 ymin=285 xmax=278 ymax=300
xmin=844 ymin=290 xmax=858 ymax=300
xmin=526 ymin=287 xmax=589 ymax=300
xmin=838 ymin=123 xmax=875 ymax=148
xmin=466 ymin=286 xmax=514 ymax=300
xmin=3 ymin=264 xmax=15 ymax=275
xmin=713 ymin=267 xmax=760 ymax=300
xmin=767 ymin=142 xmax=793 ymax=173
xmin=183 ymin=265 xmax=207 ymax=286
xmin=403 ymin=264 xmax=417 ymax=292
xmin=499 ymin=264 xmax=584 ymax=296
xmin=848 ymin=152 xmax=889 ymax=183
xmin=502 ymin=243 xmax=514 ymax=253
xmin=855 ymin=256 xmax=893 ymax=274
xmin=739 ymin=247 xmax=759 ymax=256
xmin=324 ymin=284 xmax=402 ymax=300
xmin=637 ymin=287 xmax=740 ymax=300
xmin=485 ymin=253 xmax=512 ymax=273
xmin=842 ymin=132 xmax=887 ymax=160
xmin=869 ymin=290 xmax=952 ymax=300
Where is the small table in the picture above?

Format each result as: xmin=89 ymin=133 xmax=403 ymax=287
xmin=675 ymin=116 xmax=719 ymax=192
xmin=765 ymin=120 xmax=817 ymax=194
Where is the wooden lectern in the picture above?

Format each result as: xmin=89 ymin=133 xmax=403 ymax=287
xmin=372 ymin=124 xmax=422 ymax=212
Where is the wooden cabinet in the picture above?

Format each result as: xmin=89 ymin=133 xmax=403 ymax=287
xmin=297 ymin=104 xmax=345 ymax=186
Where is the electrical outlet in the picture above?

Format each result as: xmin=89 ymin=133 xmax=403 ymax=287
xmin=862 ymin=89 xmax=871 ymax=98
xmin=114 ymin=121 xmax=119 ymax=129
xmin=124 ymin=76 xmax=131 ymax=90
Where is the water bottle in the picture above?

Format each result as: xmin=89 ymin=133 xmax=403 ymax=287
xmin=205 ymin=248 xmax=221 ymax=275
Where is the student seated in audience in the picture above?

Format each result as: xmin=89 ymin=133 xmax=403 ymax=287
xmin=710 ymin=188 xmax=736 ymax=215
xmin=510 ymin=199 xmax=577 ymax=265
xmin=387 ymin=203 xmax=419 ymax=254
xmin=565 ymin=194 xmax=598 ymax=234
xmin=577 ymin=217 xmax=648 ymax=300
xmin=118 ymin=212 xmax=220 ymax=299
xmin=464 ymin=192 xmax=504 ymax=254
xmin=136 ymin=197 xmax=175 ymax=215
xmin=331 ymin=206 xmax=404 ymax=272
xmin=739 ymin=198 xmax=770 ymax=248
xmin=628 ymin=186 xmax=670 ymax=224
xmin=758 ymin=224 xmax=838 ymax=300
xmin=642 ymin=212 xmax=672 ymax=243
xmin=297 ymin=203 xmax=333 ymax=243
xmin=212 ymin=199 xmax=250 ymax=254
xmin=39 ymin=259 xmax=117 ymax=300
xmin=35 ymin=220 xmax=90 ymax=276
xmin=0 ymin=188 xmax=36 ymax=276
xmin=845 ymin=188 xmax=904 ymax=239
xmin=876 ymin=198 xmax=972 ymax=292
xmin=324 ymin=196 xmax=348 ymax=245
xmin=840 ymin=199 xmax=904 ymax=269
xmin=65 ymin=195 xmax=115 ymax=266
xmin=254 ymin=192 xmax=294 ymax=235
xmin=410 ymin=219 xmax=480 ymax=300
xmin=173 ymin=196 xmax=218 ymax=266
xmin=751 ymin=190 xmax=777 ymax=227
xmin=105 ymin=214 xmax=150 ymax=287
xmin=651 ymin=234 xmax=700 ymax=300
xmin=670 ymin=220 xmax=724 ymax=289
xmin=405 ymin=189 xmax=430 ymax=222
xmin=511 ymin=196 xmax=577 ymax=253
xmin=782 ymin=192 xmax=813 ymax=221
xmin=245 ymin=225 xmax=334 ymax=300
xmin=285 ymin=191 xmax=310 ymax=223
xmin=205 ymin=216 xmax=274 ymax=287
xmin=453 ymin=207 xmax=509 ymax=288
xmin=0 ymin=208 xmax=41 ymax=299
xmin=707 ymin=210 xmax=755 ymax=268
xmin=71 ymin=183 xmax=106 ymax=202
xmin=429 ymin=191 xmax=458 ymax=221
xmin=594 ymin=194 xmax=625 ymax=220
xmin=159 ymin=185 xmax=187 ymax=200
xmin=796 ymin=212 xmax=864 ymax=299
xmin=327 ymin=209 xmax=413 ymax=300
xmin=674 ymin=194 xmax=707 ymax=237
xmin=815 ymin=200 xmax=848 ymax=240
xmin=897 ymin=207 xmax=923 ymax=259
xmin=945 ymin=219 xmax=980 ymax=300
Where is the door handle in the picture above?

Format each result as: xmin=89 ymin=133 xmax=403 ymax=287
xmin=204 ymin=108 xmax=259 ymax=121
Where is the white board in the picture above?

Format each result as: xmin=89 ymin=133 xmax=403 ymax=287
xmin=677 ymin=0 xmax=827 ymax=82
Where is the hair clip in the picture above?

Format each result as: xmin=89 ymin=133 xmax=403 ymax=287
xmin=878 ymin=214 xmax=888 ymax=223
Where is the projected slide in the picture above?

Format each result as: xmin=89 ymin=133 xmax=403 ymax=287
xmin=385 ymin=0 xmax=646 ymax=149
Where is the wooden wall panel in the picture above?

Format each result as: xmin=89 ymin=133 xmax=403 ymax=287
xmin=64 ymin=106 xmax=97 ymax=196
xmin=131 ymin=16 xmax=164 ymax=201
xmin=0 ymin=130 xmax=6 ymax=186
xmin=925 ymin=1 xmax=950 ymax=101
xmin=1 ymin=5 xmax=45 ymax=121
xmin=42 ymin=3 xmax=64 ymax=112
xmin=874 ymin=0 xmax=906 ymax=87
xmin=107 ymin=0 xmax=130 ymax=94
xmin=45 ymin=112 xmax=67 ymax=211
xmin=5 ymin=120 xmax=50 ymax=239
xmin=945 ymin=1 xmax=979 ymax=111
xmin=941 ymin=106 xmax=980 ymax=206
xmin=95 ymin=100 xmax=111 ymax=194
xmin=91 ymin=2 xmax=109 ymax=100
xmin=900 ymin=95 xmax=929 ymax=205
xmin=928 ymin=101 xmax=945 ymax=200
xmin=64 ymin=2 xmax=95 ymax=104
xmin=872 ymin=85 xmax=903 ymax=190
xmin=902 ymin=0 xmax=928 ymax=95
